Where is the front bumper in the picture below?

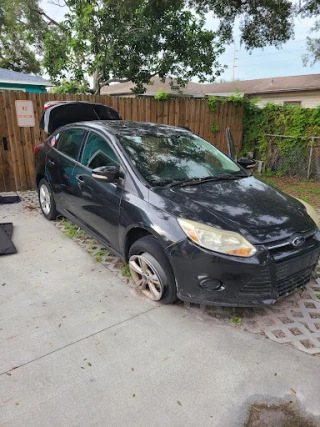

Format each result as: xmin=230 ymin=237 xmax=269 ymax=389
xmin=167 ymin=232 xmax=320 ymax=307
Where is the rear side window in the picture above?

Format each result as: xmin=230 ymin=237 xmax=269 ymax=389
xmin=56 ymin=128 xmax=86 ymax=160
xmin=81 ymin=132 xmax=119 ymax=169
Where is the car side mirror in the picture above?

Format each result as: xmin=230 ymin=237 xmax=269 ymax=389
xmin=92 ymin=165 xmax=120 ymax=182
xmin=237 ymin=158 xmax=256 ymax=170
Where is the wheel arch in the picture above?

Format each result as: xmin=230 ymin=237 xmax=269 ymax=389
xmin=124 ymin=227 xmax=153 ymax=262
xmin=36 ymin=173 xmax=47 ymax=188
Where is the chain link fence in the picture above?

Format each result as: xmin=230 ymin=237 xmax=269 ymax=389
xmin=263 ymin=134 xmax=320 ymax=180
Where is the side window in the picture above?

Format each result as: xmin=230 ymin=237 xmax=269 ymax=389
xmin=81 ymin=132 xmax=120 ymax=169
xmin=56 ymin=128 xmax=86 ymax=160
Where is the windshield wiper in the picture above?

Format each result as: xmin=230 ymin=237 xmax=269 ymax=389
xmin=166 ymin=173 xmax=248 ymax=188
xmin=148 ymin=178 xmax=182 ymax=187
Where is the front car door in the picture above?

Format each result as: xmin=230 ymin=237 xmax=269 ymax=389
xmin=45 ymin=127 xmax=87 ymax=213
xmin=71 ymin=131 xmax=123 ymax=251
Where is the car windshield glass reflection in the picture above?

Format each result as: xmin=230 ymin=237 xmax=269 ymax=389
xmin=119 ymin=134 xmax=242 ymax=186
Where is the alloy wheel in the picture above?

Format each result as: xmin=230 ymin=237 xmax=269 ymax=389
xmin=39 ymin=184 xmax=51 ymax=215
xmin=129 ymin=254 xmax=164 ymax=300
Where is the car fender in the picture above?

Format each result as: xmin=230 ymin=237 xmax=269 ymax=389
xmin=294 ymin=198 xmax=320 ymax=229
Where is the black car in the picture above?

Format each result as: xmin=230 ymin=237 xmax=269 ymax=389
xmin=34 ymin=102 xmax=320 ymax=306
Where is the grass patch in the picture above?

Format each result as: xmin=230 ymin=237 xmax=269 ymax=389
xmin=61 ymin=219 xmax=86 ymax=239
xmin=229 ymin=317 xmax=241 ymax=324
xmin=120 ymin=262 xmax=131 ymax=277
xmin=93 ymin=249 xmax=109 ymax=263
xmin=87 ymin=243 xmax=98 ymax=253
xmin=257 ymin=176 xmax=320 ymax=209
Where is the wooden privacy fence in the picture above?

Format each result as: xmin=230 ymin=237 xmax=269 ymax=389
xmin=0 ymin=91 xmax=244 ymax=192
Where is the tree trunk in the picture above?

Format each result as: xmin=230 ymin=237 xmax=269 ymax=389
xmin=93 ymin=70 xmax=100 ymax=94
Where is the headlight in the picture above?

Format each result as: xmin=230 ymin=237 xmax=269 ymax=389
xmin=178 ymin=218 xmax=256 ymax=257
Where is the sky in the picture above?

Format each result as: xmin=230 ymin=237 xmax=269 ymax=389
xmin=41 ymin=0 xmax=319 ymax=82
xmin=206 ymin=15 xmax=319 ymax=81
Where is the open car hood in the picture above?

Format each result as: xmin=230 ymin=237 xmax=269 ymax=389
xmin=40 ymin=101 xmax=122 ymax=135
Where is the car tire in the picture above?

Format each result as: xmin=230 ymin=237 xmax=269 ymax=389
xmin=128 ymin=235 xmax=177 ymax=304
xmin=38 ymin=178 xmax=57 ymax=220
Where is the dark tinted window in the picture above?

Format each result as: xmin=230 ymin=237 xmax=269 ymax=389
xmin=81 ymin=132 xmax=119 ymax=169
xmin=119 ymin=133 xmax=241 ymax=185
xmin=56 ymin=128 xmax=86 ymax=160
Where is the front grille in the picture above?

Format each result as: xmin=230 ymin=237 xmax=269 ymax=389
xmin=275 ymin=249 xmax=319 ymax=296
xmin=239 ymin=267 xmax=272 ymax=296
xmin=276 ymin=250 xmax=319 ymax=280
xmin=276 ymin=266 xmax=314 ymax=296
xmin=239 ymin=249 xmax=319 ymax=299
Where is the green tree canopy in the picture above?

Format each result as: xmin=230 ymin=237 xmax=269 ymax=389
xmin=43 ymin=0 xmax=228 ymax=93
xmin=2 ymin=0 xmax=320 ymax=89
xmin=0 ymin=0 xmax=52 ymax=73
xmin=300 ymin=0 xmax=320 ymax=65
xmin=190 ymin=0 xmax=294 ymax=49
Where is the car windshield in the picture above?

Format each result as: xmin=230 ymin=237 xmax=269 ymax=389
xmin=119 ymin=133 xmax=242 ymax=185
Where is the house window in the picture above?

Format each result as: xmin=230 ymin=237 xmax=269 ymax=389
xmin=284 ymin=101 xmax=301 ymax=106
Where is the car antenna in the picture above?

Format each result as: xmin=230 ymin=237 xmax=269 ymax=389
xmin=92 ymin=108 xmax=100 ymax=120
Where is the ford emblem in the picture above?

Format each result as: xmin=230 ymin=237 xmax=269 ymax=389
xmin=292 ymin=235 xmax=305 ymax=247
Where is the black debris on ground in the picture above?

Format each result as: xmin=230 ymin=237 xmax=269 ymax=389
xmin=0 ymin=195 xmax=21 ymax=204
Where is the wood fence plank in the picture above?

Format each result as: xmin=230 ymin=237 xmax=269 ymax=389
xmin=0 ymin=92 xmax=13 ymax=191
xmin=174 ymin=99 xmax=180 ymax=127
xmin=4 ymin=91 xmax=21 ymax=190
xmin=145 ymin=98 xmax=151 ymax=122
xmin=157 ymin=100 xmax=163 ymax=124
xmin=204 ymin=101 xmax=213 ymax=145
xmin=30 ymin=93 xmax=42 ymax=146
xmin=180 ymin=99 xmax=186 ymax=128
xmin=185 ymin=98 xmax=193 ymax=131
xmin=150 ymin=99 xmax=157 ymax=123
xmin=193 ymin=100 xmax=200 ymax=136
xmin=17 ymin=91 xmax=34 ymax=189
xmin=167 ymin=100 xmax=173 ymax=126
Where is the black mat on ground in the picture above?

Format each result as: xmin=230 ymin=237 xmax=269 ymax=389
xmin=1 ymin=223 xmax=13 ymax=239
xmin=0 ymin=223 xmax=17 ymax=255
xmin=0 ymin=196 xmax=21 ymax=204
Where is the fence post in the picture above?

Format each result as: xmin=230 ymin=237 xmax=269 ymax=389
xmin=307 ymin=137 xmax=314 ymax=180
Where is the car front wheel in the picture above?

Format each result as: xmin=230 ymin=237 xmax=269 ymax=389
xmin=38 ymin=178 xmax=57 ymax=220
xmin=128 ymin=236 xmax=177 ymax=303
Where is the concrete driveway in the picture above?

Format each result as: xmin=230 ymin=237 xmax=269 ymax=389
xmin=1 ymin=201 xmax=320 ymax=427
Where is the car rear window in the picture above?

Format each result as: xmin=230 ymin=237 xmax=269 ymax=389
xmin=56 ymin=128 xmax=87 ymax=160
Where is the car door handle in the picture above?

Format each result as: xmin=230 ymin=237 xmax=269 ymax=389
xmin=48 ymin=159 xmax=55 ymax=166
xmin=76 ymin=175 xmax=84 ymax=186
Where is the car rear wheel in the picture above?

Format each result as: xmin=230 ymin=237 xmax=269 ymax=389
xmin=128 ymin=236 xmax=177 ymax=303
xmin=38 ymin=178 xmax=57 ymax=220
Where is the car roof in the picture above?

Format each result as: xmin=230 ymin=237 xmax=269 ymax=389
xmin=77 ymin=120 xmax=192 ymax=137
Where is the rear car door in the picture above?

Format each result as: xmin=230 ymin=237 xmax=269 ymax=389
xmin=71 ymin=131 xmax=123 ymax=251
xmin=46 ymin=127 xmax=87 ymax=213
